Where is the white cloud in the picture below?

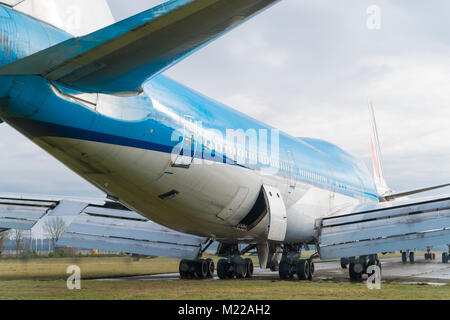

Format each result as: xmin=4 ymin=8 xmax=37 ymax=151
xmin=0 ymin=0 xmax=448 ymax=198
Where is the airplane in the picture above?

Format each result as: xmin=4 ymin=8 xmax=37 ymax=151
xmin=0 ymin=0 xmax=448 ymax=282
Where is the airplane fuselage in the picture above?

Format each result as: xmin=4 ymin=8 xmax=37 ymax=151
xmin=0 ymin=5 xmax=378 ymax=244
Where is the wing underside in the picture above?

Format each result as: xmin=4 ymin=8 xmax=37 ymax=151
xmin=0 ymin=194 xmax=207 ymax=260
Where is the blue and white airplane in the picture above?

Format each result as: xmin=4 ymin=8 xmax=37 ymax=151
xmin=0 ymin=0 xmax=448 ymax=281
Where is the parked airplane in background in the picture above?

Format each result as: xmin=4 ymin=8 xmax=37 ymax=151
xmin=0 ymin=0 xmax=448 ymax=281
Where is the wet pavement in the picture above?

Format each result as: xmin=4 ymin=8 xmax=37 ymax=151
xmin=97 ymin=256 xmax=450 ymax=284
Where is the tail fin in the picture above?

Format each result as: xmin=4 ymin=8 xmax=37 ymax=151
xmin=368 ymin=100 xmax=450 ymax=201
xmin=368 ymin=100 xmax=392 ymax=197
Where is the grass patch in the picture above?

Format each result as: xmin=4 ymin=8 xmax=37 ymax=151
xmin=0 ymin=256 xmax=448 ymax=300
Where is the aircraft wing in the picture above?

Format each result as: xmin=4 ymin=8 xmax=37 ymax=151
xmin=0 ymin=0 xmax=279 ymax=94
xmin=0 ymin=193 xmax=207 ymax=260
xmin=315 ymin=194 xmax=450 ymax=260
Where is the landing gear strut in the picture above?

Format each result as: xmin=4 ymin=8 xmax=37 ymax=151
xmin=278 ymin=245 xmax=315 ymax=281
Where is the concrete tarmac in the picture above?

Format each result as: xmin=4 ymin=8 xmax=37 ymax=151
xmin=97 ymin=255 xmax=450 ymax=284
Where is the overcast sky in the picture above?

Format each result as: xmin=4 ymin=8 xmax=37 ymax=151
xmin=0 ymin=0 xmax=449 ymax=199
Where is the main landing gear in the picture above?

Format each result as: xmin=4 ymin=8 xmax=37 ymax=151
xmin=442 ymin=245 xmax=450 ymax=264
xmin=217 ymin=257 xmax=254 ymax=279
xmin=348 ymin=254 xmax=381 ymax=282
xmin=216 ymin=243 xmax=254 ymax=279
xmin=278 ymin=245 xmax=315 ymax=281
xmin=401 ymin=250 xmax=415 ymax=264
xmin=424 ymin=247 xmax=436 ymax=261
xmin=179 ymin=258 xmax=215 ymax=279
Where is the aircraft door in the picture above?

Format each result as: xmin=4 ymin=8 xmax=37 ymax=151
xmin=263 ymin=185 xmax=287 ymax=242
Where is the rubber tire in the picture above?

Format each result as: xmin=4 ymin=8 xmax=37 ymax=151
xmin=308 ymin=261 xmax=315 ymax=280
xmin=296 ymin=259 xmax=310 ymax=281
xmin=217 ymin=259 xmax=229 ymax=279
xmin=234 ymin=262 xmax=247 ymax=279
xmin=279 ymin=260 xmax=290 ymax=280
xmin=442 ymin=253 xmax=449 ymax=264
xmin=179 ymin=260 xmax=190 ymax=279
xmin=195 ymin=259 xmax=209 ymax=279
xmin=245 ymin=258 xmax=254 ymax=278
xmin=377 ymin=260 xmax=382 ymax=276
xmin=401 ymin=252 xmax=407 ymax=263
xmin=340 ymin=258 xmax=348 ymax=269
xmin=409 ymin=252 xmax=415 ymax=264
xmin=206 ymin=259 xmax=215 ymax=278
xmin=349 ymin=262 xmax=363 ymax=282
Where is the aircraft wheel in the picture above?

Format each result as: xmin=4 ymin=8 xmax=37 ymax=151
xmin=296 ymin=259 xmax=310 ymax=280
xmin=234 ymin=262 xmax=247 ymax=279
xmin=279 ymin=260 xmax=291 ymax=280
xmin=376 ymin=260 xmax=382 ymax=275
xmin=401 ymin=252 xmax=407 ymax=263
xmin=245 ymin=258 xmax=254 ymax=278
xmin=442 ymin=252 xmax=449 ymax=264
xmin=308 ymin=261 xmax=315 ymax=280
xmin=217 ymin=259 xmax=229 ymax=279
xmin=206 ymin=259 xmax=215 ymax=278
xmin=409 ymin=252 xmax=415 ymax=264
xmin=349 ymin=262 xmax=363 ymax=282
xmin=340 ymin=258 xmax=348 ymax=269
xmin=179 ymin=260 xmax=188 ymax=279
xmin=195 ymin=259 xmax=209 ymax=279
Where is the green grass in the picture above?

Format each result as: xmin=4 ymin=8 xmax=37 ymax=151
xmin=0 ymin=256 xmax=448 ymax=300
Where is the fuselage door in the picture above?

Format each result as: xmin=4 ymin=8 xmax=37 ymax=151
xmin=263 ymin=185 xmax=287 ymax=242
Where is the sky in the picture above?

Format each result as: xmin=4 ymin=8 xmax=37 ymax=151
xmin=0 ymin=0 xmax=449 ymax=201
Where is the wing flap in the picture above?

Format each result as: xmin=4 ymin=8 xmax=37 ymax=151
xmin=0 ymin=0 xmax=279 ymax=94
xmin=0 ymin=194 xmax=207 ymax=260
xmin=316 ymin=195 xmax=450 ymax=259
xmin=58 ymin=214 xmax=206 ymax=260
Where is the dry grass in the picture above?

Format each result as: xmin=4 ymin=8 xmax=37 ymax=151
xmin=0 ymin=256 xmax=448 ymax=300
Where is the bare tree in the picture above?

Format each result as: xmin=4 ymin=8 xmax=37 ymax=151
xmin=43 ymin=217 xmax=67 ymax=250
xmin=0 ymin=230 xmax=10 ymax=256
xmin=12 ymin=229 xmax=24 ymax=257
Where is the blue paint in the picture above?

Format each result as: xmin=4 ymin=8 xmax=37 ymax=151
xmin=0 ymin=4 xmax=379 ymax=203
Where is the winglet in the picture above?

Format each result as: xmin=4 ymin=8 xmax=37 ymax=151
xmin=368 ymin=100 xmax=392 ymax=197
